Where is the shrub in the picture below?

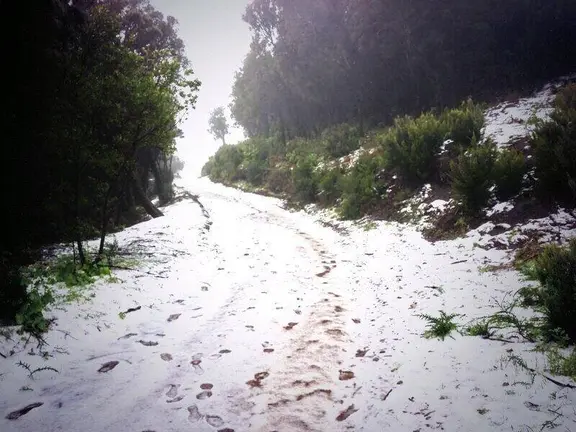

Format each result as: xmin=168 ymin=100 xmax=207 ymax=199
xmin=321 ymin=123 xmax=362 ymax=158
xmin=338 ymin=154 xmax=382 ymax=219
xmin=265 ymin=167 xmax=293 ymax=194
xmin=381 ymin=113 xmax=448 ymax=183
xmin=532 ymin=84 xmax=576 ymax=205
xmin=292 ymin=154 xmax=320 ymax=203
xmin=530 ymin=240 xmax=576 ymax=342
xmin=316 ymin=168 xmax=343 ymax=206
xmin=441 ymin=99 xmax=485 ymax=148
xmin=243 ymin=159 xmax=267 ymax=185
xmin=419 ymin=310 xmax=460 ymax=340
xmin=449 ymin=139 xmax=497 ymax=215
xmin=286 ymin=137 xmax=325 ymax=164
xmin=493 ymin=148 xmax=526 ymax=200
xmin=203 ymin=144 xmax=244 ymax=183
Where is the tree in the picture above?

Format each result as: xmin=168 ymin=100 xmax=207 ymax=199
xmin=208 ymin=107 xmax=230 ymax=145
xmin=1 ymin=0 xmax=200 ymax=323
xmin=231 ymin=0 xmax=576 ymax=141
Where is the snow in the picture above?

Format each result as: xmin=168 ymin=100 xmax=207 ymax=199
xmin=483 ymin=74 xmax=576 ymax=148
xmin=487 ymin=201 xmax=515 ymax=217
xmin=2 ymin=177 xmax=575 ymax=432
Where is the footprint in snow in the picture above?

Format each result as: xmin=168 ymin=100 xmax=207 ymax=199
xmin=187 ymin=405 xmax=202 ymax=422
xmin=167 ymin=313 xmax=181 ymax=322
xmin=118 ymin=333 xmax=138 ymax=340
xmin=98 ymin=361 xmax=119 ymax=373
xmin=160 ymin=353 xmax=173 ymax=361
xmin=339 ymin=370 xmax=355 ymax=381
xmin=191 ymin=359 xmax=204 ymax=375
xmin=283 ymin=322 xmax=298 ymax=330
xmin=166 ymin=395 xmax=184 ymax=403
xmin=6 ymin=403 xmax=43 ymax=420
xmin=196 ymin=391 xmax=213 ymax=400
xmin=336 ymin=404 xmax=358 ymax=421
xmin=138 ymin=340 xmax=158 ymax=347
xmin=205 ymin=415 xmax=224 ymax=428
xmin=166 ymin=384 xmax=180 ymax=398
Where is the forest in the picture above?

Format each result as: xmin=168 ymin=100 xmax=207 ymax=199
xmin=229 ymin=0 xmax=576 ymax=138
xmin=1 ymin=0 xmax=199 ymax=324
xmin=204 ymin=0 xmax=576 ymax=219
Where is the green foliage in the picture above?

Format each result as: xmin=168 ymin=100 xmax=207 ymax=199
xmin=4 ymin=1 xmax=199 ymax=323
xmin=464 ymin=294 xmax=544 ymax=343
xmin=465 ymin=320 xmax=490 ymax=337
xmin=338 ymin=154 xmax=382 ymax=219
xmin=316 ymin=168 xmax=343 ymax=206
xmin=24 ymin=254 xmax=112 ymax=289
xmin=517 ymin=285 xmax=544 ymax=309
xmin=208 ymin=106 xmax=229 ymax=144
xmin=292 ymin=154 xmax=320 ymax=203
xmin=381 ymin=113 xmax=448 ymax=183
xmin=532 ymin=84 xmax=576 ymax=205
xmin=449 ymin=140 xmax=497 ymax=215
xmin=265 ymin=167 xmax=293 ymax=194
xmin=547 ymin=348 xmax=576 ymax=381
xmin=527 ymin=240 xmax=576 ymax=342
xmin=493 ymin=148 xmax=526 ymax=200
xmin=441 ymin=99 xmax=485 ymax=148
xmin=419 ymin=310 xmax=460 ymax=340
xmin=203 ymin=145 xmax=244 ymax=183
xmin=15 ymin=289 xmax=54 ymax=334
xmin=321 ymin=123 xmax=362 ymax=158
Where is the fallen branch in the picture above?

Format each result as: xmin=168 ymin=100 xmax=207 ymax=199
xmin=511 ymin=355 xmax=576 ymax=389
xmin=382 ymin=388 xmax=393 ymax=401
xmin=352 ymin=386 xmax=363 ymax=397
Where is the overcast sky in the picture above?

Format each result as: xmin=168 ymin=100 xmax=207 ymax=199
xmin=150 ymin=0 xmax=252 ymax=176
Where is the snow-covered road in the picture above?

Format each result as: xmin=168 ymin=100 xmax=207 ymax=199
xmin=1 ymin=178 xmax=575 ymax=432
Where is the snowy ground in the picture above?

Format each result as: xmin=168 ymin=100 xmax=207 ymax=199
xmin=1 ymin=177 xmax=575 ymax=432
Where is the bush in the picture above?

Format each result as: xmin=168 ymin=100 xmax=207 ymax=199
xmin=202 ymin=144 xmax=244 ymax=183
xmin=316 ymin=168 xmax=343 ymax=206
xmin=532 ymin=84 xmax=576 ymax=205
xmin=286 ymin=137 xmax=325 ymax=164
xmin=321 ymin=123 xmax=362 ymax=158
xmin=381 ymin=113 xmax=448 ymax=183
xmin=292 ymin=154 xmax=320 ymax=203
xmin=243 ymin=159 xmax=267 ymax=185
xmin=338 ymin=154 xmax=382 ymax=219
xmin=449 ymin=139 xmax=497 ymax=215
xmin=530 ymin=240 xmax=576 ymax=342
xmin=493 ymin=148 xmax=526 ymax=200
xmin=441 ymin=99 xmax=485 ymax=148
xmin=265 ymin=167 xmax=293 ymax=194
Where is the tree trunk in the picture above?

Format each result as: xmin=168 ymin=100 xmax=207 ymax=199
xmin=151 ymin=159 xmax=164 ymax=199
xmin=77 ymin=239 xmax=85 ymax=265
xmin=98 ymin=183 xmax=114 ymax=256
xmin=221 ymin=136 xmax=226 ymax=146
xmin=132 ymin=171 xmax=163 ymax=218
